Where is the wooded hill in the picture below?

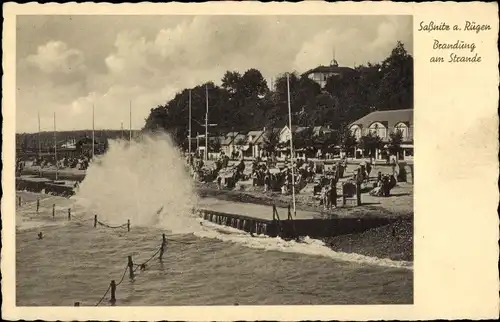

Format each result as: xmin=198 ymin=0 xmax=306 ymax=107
xmin=143 ymin=41 xmax=413 ymax=148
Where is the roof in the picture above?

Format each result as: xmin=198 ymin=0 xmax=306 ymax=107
xmin=247 ymin=130 xmax=263 ymax=137
xmin=302 ymin=64 xmax=356 ymax=77
xmin=283 ymin=125 xmax=309 ymax=134
xmin=232 ymin=134 xmax=247 ymax=145
xmin=350 ymin=109 xmax=413 ymax=129
xmin=208 ymin=136 xmax=225 ymax=144
xmin=222 ymin=132 xmax=239 ymax=145
xmin=246 ymin=130 xmax=264 ymax=144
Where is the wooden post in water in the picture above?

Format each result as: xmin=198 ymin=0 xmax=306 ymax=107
xmin=94 ymin=215 xmax=97 ymax=228
xmin=159 ymin=233 xmax=166 ymax=261
xmin=110 ymin=280 xmax=116 ymax=306
xmin=52 ymin=204 xmax=55 ymax=217
xmin=68 ymin=208 xmax=71 ymax=221
xmin=127 ymin=219 xmax=130 ymax=232
xmin=36 ymin=198 xmax=40 ymax=213
xmin=288 ymin=204 xmax=292 ymax=220
xmin=18 ymin=196 xmax=22 ymax=207
xmin=128 ymin=256 xmax=134 ymax=279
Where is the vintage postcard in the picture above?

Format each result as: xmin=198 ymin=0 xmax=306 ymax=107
xmin=2 ymin=2 xmax=499 ymax=321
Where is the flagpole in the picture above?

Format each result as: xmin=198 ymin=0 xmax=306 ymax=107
xmin=38 ymin=111 xmax=41 ymax=158
xmin=38 ymin=111 xmax=42 ymax=177
xmin=205 ymin=85 xmax=208 ymax=161
xmin=92 ymin=104 xmax=95 ymax=159
xmin=287 ymin=74 xmax=296 ymax=217
xmin=129 ymin=100 xmax=132 ymax=141
xmin=54 ymin=112 xmax=58 ymax=181
xmin=188 ymin=89 xmax=192 ymax=165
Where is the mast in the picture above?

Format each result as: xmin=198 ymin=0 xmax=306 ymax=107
xmin=37 ymin=111 xmax=41 ymax=158
xmin=129 ymin=100 xmax=132 ymax=141
xmin=196 ymin=131 xmax=200 ymax=153
xmin=287 ymin=74 xmax=296 ymax=217
xmin=205 ymin=85 xmax=208 ymax=161
xmin=92 ymin=104 xmax=95 ymax=159
xmin=188 ymin=90 xmax=192 ymax=165
xmin=53 ymin=112 xmax=58 ymax=181
xmin=38 ymin=111 xmax=42 ymax=177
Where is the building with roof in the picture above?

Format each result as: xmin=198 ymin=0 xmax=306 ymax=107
xmin=278 ymin=125 xmax=309 ymax=144
xmin=349 ymin=109 xmax=413 ymax=160
xmin=244 ymin=130 xmax=265 ymax=159
xmin=302 ymin=60 xmax=357 ymax=88
xmin=221 ymin=132 xmax=247 ymax=159
xmin=221 ymin=131 xmax=239 ymax=157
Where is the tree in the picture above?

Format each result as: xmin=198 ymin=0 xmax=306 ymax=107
xmin=262 ymin=128 xmax=281 ymax=154
xmin=377 ymin=41 xmax=413 ymax=111
xmin=293 ymin=127 xmax=314 ymax=150
xmin=241 ymin=68 xmax=269 ymax=97
xmin=221 ymin=71 xmax=242 ymax=95
xmin=317 ymin=130 xmax=339 ymax=153
xmin=209 ymin=136 xmax=222 ymax=153
xmin=388 ymin=129 xmax=403 ymax=157
xmin=359 ymin=132 xmax=383 ymax=157
xmin=339 ymin=125 xmax=357 ymax=154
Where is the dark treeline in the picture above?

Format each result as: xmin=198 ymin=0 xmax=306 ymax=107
xmin=144 ymin=41 xmax=413 ymax=147
xmin=16 ymin=130 xmax=141 ymax=152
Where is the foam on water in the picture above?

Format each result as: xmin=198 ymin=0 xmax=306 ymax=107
xmin=196 ymin=220 xmax=413 ymax=270
xmin=73 ymin=133 xmax=202 ymax=234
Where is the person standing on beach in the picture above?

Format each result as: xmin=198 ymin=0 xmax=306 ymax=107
xmin=323 ymin=185 xmax=330 ymax=210
xmin=330 ymin=178 xmax=338 ymax=208
xmin=264 ymin=171 xmax=270 ymax=192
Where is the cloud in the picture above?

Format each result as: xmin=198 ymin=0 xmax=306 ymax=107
xmin=26 ymin=40 xmax=86 ymax=75
xmin=16 ymin=16 xmax=412 ymax=133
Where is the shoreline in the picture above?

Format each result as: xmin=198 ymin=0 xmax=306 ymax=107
xmin=18 ymin=167 xmax=413 ymax=262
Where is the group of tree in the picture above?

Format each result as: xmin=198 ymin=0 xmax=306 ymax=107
xmin=143 ymin=41 xmax=413 ymax=154
xmin=16 ymin=130 xmax=139 ymax=153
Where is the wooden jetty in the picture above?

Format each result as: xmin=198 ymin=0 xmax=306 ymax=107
xmin=197 ymin=206 xmax=396 ymax=240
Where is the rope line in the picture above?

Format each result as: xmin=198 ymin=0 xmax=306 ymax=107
xmin=133 ymin=246 xmax=163 ymax=272
xmin=97 ymin=221 xmax=128 ymax=229
xmin=115 ymin=263 xmax=130 ymax=286
xmin=94 ymin=285 xmax=111 ymax=307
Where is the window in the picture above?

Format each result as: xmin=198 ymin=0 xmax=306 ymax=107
xmin=368 ymin=122 xmax=387 ymax=138
xmin=394 ymin=122 xmax=409 ymax=139
xmin=350 ymin=125 xmax=362 ymax=140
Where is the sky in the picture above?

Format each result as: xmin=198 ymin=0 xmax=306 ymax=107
xmin=16 ymin=15 xmax=412 ymax=133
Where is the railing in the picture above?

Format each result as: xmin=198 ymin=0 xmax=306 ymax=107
xmin=18 ymin=196 xmax=194 ymax=306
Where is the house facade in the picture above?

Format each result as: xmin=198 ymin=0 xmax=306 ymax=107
xmin=302 ymin=60 xmax=357 ymax=88
xmin=349 ymin=109 xmax=413 ymax=160
xmin=221 ymin=132 xmax=237 ymax=157
xmin=245 ymin=130 xmax=265 ymax=159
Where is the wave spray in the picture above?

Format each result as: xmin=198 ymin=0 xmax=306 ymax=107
xmin=74 ymin=132 xmax=201 ymax=233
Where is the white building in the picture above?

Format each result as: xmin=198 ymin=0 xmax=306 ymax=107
xmin=301 ymin=60 xmax=357 ymax=88
xmin=349 ymin=109 xmax=414 ymax=160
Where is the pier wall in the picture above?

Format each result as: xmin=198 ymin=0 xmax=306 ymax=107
xmin=17 ymin=177 xmax=75 ymax=197
xmin=198 ymin=209 xmax=398 ymax=239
